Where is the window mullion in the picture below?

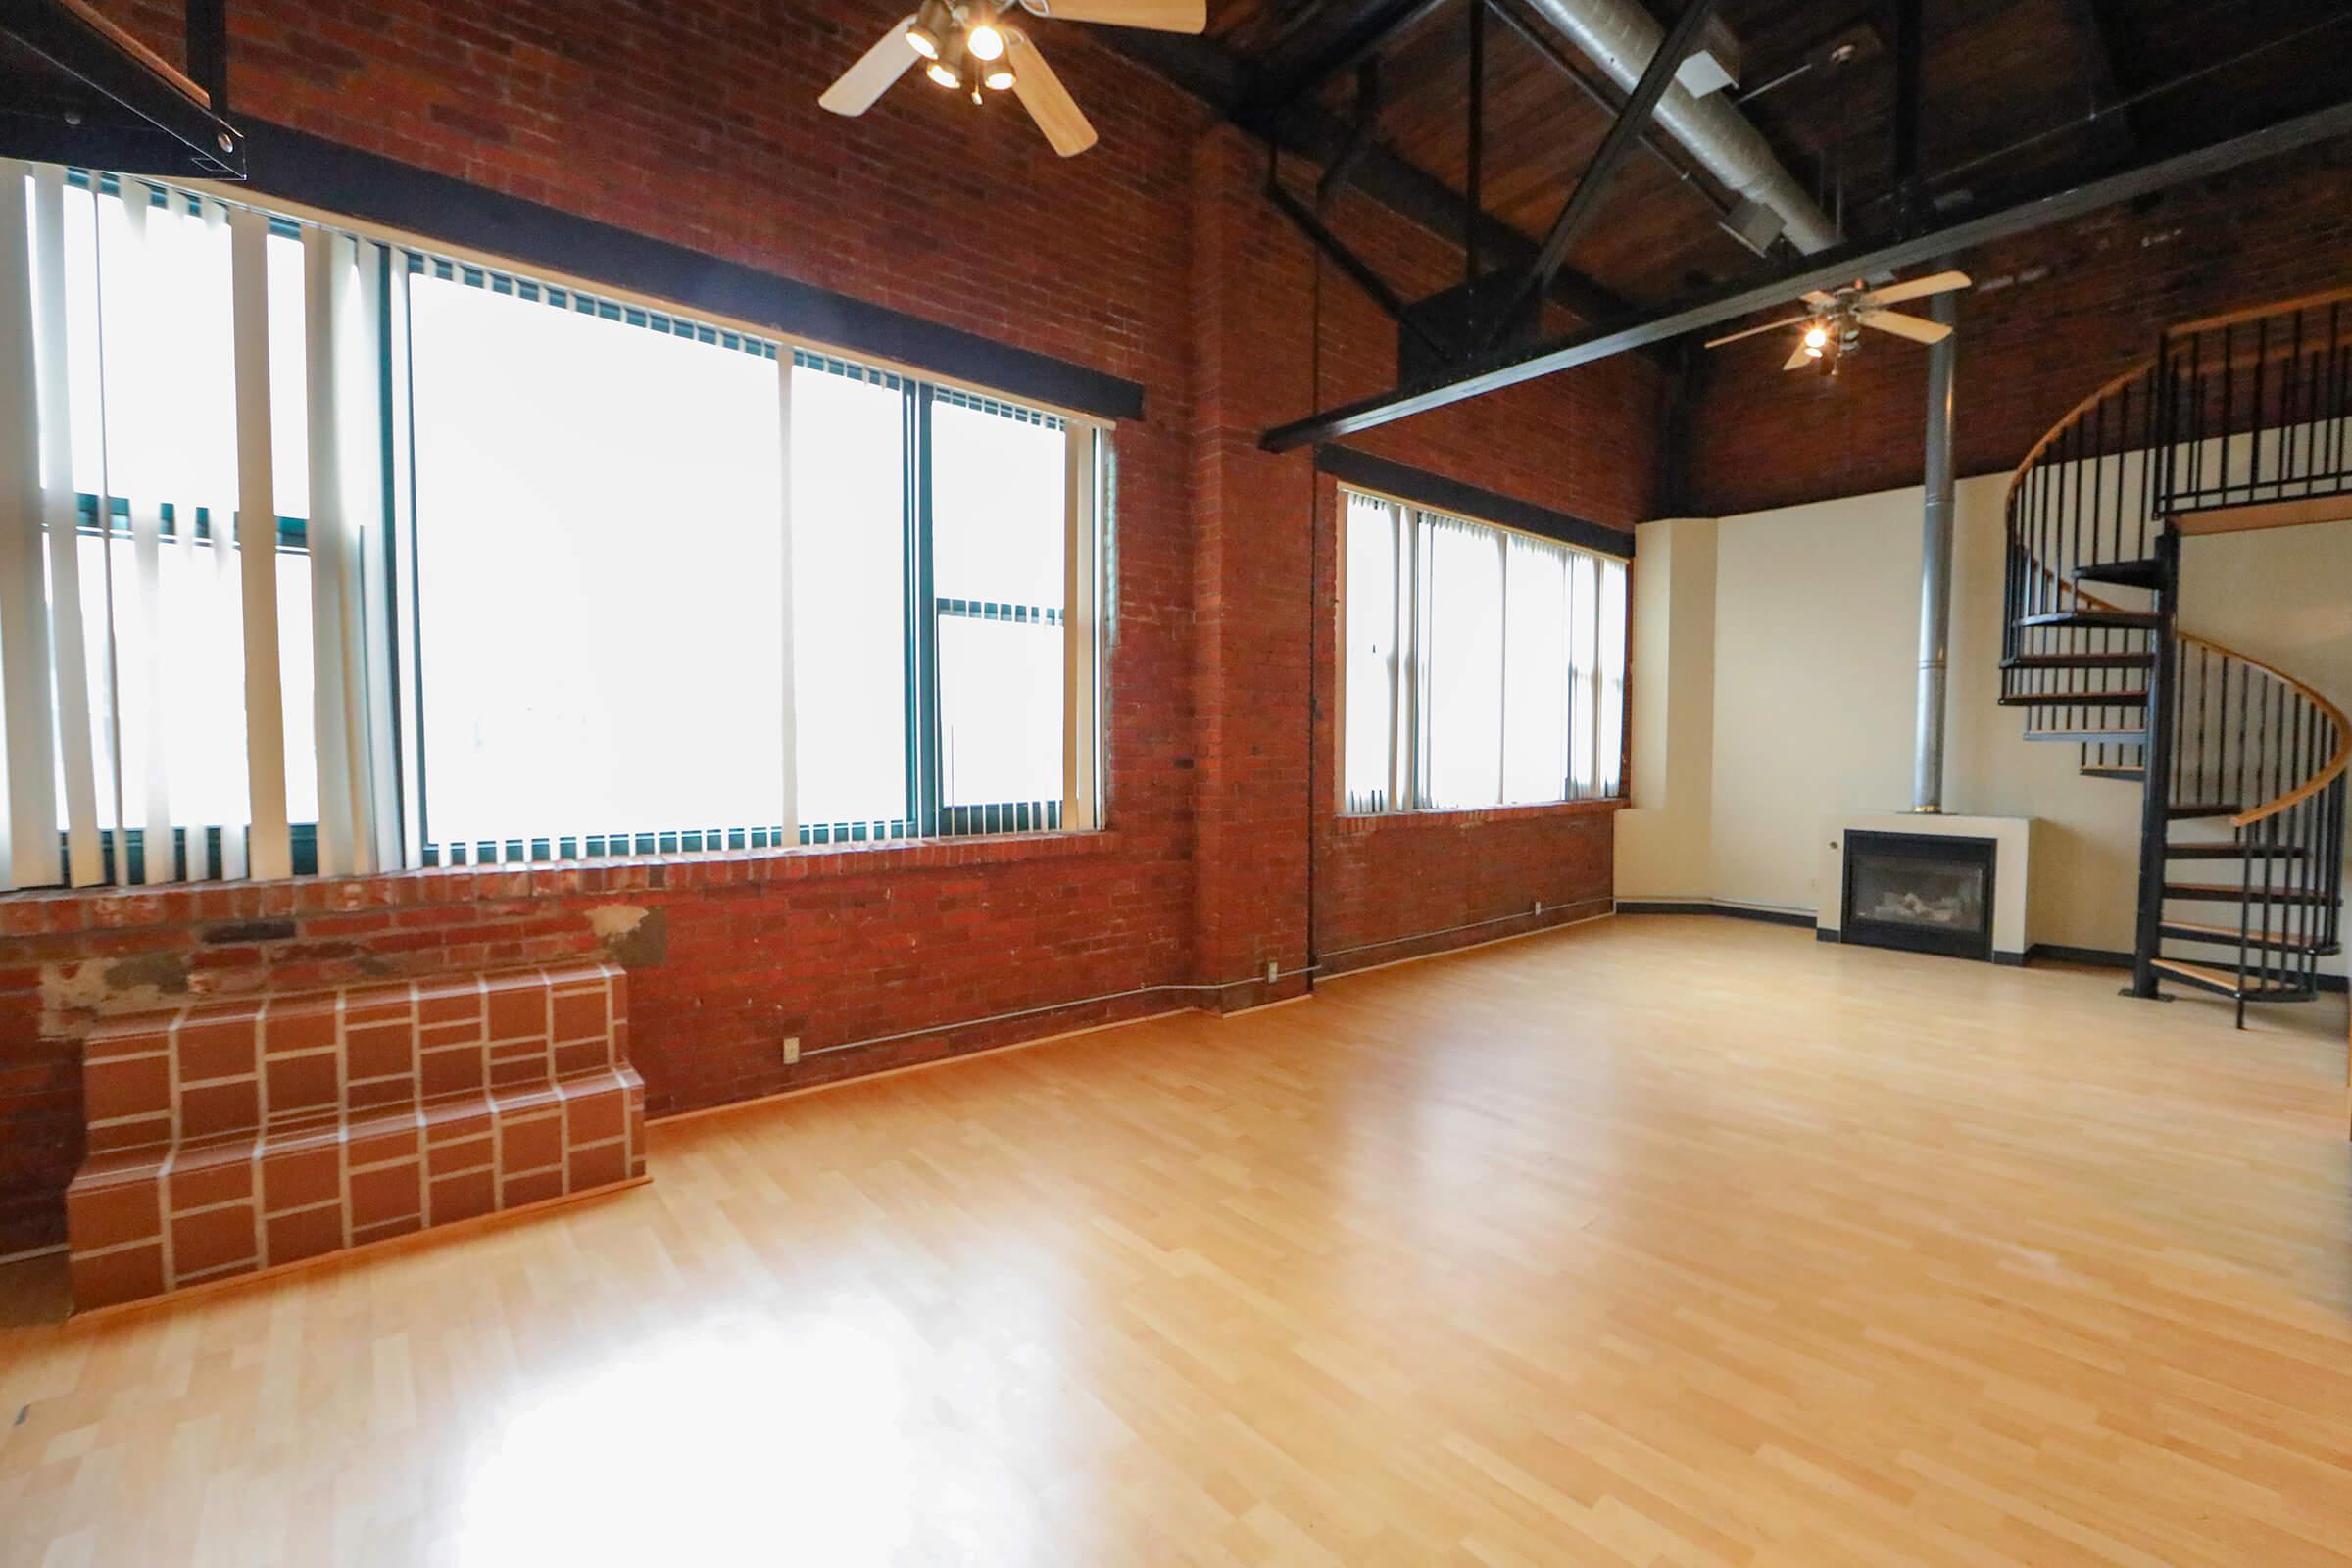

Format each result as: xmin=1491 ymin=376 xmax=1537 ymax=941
xmin=776 ymin=350 xmax=800 ymax=845
xmin=909 ymin=381 xmax=941 ymax=839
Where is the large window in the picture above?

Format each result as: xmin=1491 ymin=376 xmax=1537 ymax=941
xmin=1342 ymin=489 xmax=1625 ymax=813
xmin=0 ymin=164 xmax=1107 ymax=891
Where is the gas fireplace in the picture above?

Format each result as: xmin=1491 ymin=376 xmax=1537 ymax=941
xmin=1838 ymin=830 xmax=1997 ymax=962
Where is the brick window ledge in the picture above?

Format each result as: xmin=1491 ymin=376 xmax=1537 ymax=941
xmin=1333 ymin=799 xmax=1625 ymax=834
xmin=0 ymin=828 xmax=1125 ymax=937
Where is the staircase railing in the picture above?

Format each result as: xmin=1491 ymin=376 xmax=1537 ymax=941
xmin=2156 ymin=290 xmax=2352 ymax=519
xmin=2001 ymin=360 xmax=2159 ymax=773
xmin=2167 ymin=632 xmax=2348 ymax=1002
xmin=2002 ymin=292 xmax=2350 ymax=1020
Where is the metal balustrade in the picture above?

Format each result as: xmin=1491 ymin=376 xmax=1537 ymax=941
xmin=2002 ymin=294 xmax=2348 ymax=1025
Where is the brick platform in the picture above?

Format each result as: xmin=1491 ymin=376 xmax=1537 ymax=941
xmin=66 ymin=961 xmax=644 ymax=1311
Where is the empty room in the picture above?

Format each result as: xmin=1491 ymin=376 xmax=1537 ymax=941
xmin=1 ymin=0 xmax=2349 ymax=1562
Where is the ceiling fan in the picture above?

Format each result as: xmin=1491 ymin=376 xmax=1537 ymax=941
xmin=819 ymin=0 xmax=1206 ymax=157
xmin=1703 ymin=270 xmax=1972 ymax=371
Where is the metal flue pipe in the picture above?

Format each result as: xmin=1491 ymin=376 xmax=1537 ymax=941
xmin=1517 ymin=0 xmax=1840 ymax=253
xmin=1911 ymin=276 xmax=1960 ymax=812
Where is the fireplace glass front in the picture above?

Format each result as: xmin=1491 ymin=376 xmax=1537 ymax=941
xmin=1838 ymin=830 xmax=1996 ymax=961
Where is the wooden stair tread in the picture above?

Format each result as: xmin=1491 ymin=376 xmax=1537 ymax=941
xmin=2166 ymin=803 xmax=2241 ymax=819
xmin=2164 ymin=881 xmax=2333 ymax=906
xmin=2147 ymin=958 xmax=2307 ymax=1000
xmin=2073 ymin=558 xmax=2167 ymax=591
xmin=2164 ymin=841 xmax=2307 ymax=859
xmin=2016 ymin=610 xmax=2161 ymax=630
xmin=2002 ymin=653 xmax=2153 ymax=670
xmin=2081 ymin=766 xmax=2144 ymax=781
xmin=1997 ymin=691 xmax=2148 ymax=708
xmin=2159 ymin=919 xmax=2333 ymax=955
xmin=2026 ymin=729 xmax=2148 ymax=743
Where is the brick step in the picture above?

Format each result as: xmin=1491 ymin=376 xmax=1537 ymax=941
xmin=67 ymin=961 xmax=645 ymax=1312
xmin=69 ymin=1069 xmax=641 ymax=1308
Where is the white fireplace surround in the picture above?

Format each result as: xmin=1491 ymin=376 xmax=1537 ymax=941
xmin=1817 ymin=813 xmax=2036 ymax=962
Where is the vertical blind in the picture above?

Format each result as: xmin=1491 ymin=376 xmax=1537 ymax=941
xmin=0 ymin=164 xmax=386 ymax=890
xmin=1343 ymin=489 xmax=1627 ymax=814
xmin=0 ymin=161 xmax=1104 ymax=890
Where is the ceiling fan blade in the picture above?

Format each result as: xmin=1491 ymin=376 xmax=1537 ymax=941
xmin=1703 ymin=314 xmax=1811 ymax=349
xmin=1033 ymin=0 xmax=1206 ymax=32
xmin=819 ymin=18 xmax=919 ymax=116
xmin=1783 ymin=343 xmax=1815 ymax=371
xmin=1859 ymin=270 xmax=1972 ymax=307
xmin=1859 ymin=308 xmax=1952 ymax=344
xmin=1007 ymin=31 xmax=1098 ymax=157
xmin=1801 ymin=289 xmax=1839 ymax=307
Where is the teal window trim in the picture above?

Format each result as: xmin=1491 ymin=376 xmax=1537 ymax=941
xmin=73 ymin=491 xmax=308 ymax=550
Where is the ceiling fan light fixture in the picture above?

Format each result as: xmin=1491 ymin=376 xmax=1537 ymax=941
xmin=1803 ymin=323 xmax=1829 ymax=349
xmin=981 ymin=59 xmax=1015 ymax=90
xmin=967 ymin=19 xmax=1006 ymax=60
xmin=926 ymin=27 xmax=970 ymax=88
xmin=906 ymin=0 xmax=954 ymax=58
xmin=1804 ymin=343 xmax=1825 ymax=360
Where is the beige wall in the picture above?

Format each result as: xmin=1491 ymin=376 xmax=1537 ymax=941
xmin=1616 ymin=517 xmax=1717 ymax=901
xmin=1618 ymin=474 xmax=2350 ymax=969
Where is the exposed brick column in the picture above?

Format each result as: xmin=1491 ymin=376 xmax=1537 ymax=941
xmin=1187 ymin=126 xmax=1319 ymax=1006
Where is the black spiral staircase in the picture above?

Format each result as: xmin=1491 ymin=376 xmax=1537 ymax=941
xmin=2003 ymin=291 xmax=2349 ymax=1027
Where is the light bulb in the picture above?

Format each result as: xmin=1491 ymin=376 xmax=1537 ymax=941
xmin=1803 ymin=323 xmax=1829 ymax=349
xmin=982 ymin=60 xmax=1014 ymax=89
xmin=926 ymin=59 xmax=960 ymax=87
xmin=906 ymin=0 xmax=953 ymax=59
xmin=967 ymin=21 xmax=1005 ymax=60
xmin=1805 ymin=344 xmax=1825 ymax=359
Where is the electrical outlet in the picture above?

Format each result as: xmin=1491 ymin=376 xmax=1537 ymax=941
xmin=1264 ymin=958 xmax=1279 ymax=984
xmin=782 ymin=1034 xmax=801 ymax=1065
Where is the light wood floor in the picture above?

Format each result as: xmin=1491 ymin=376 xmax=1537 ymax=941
xmin=3 ymin=915 xmax=2349 ymax=1566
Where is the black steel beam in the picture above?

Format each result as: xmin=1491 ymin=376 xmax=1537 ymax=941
xmin=1102 ymin=29 xmax=1650 ymax=337
xmin=1248 ymin=0 xmax=1454 ymax=121
xmin=1258 ymin=94 xmax=2352 ymax=450
xmin=1485 ymin=0 xmax=1729 ymax=216
xmin=185 ymin=0 xmax=225 ymax=113
xmin=1500 ymin=0 xmax=1716 ymax=330
xmin=2051 ymin=0 xmax=2138 ymax=157
xmin=1891 ymin=0 xmax=1922 ymax=222
xmin=1266 ymin=178 xmax=1444 ymax=356
xmin=2 ymin=0 xmax=243 ymax=176
xmin=1316 ymin=58 xmax=1382 ymax=210
xmin=1465 ymin=0 xmax=1484 ymax=279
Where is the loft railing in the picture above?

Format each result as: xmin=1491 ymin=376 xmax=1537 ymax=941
xmin=2156 ymin=289 xmax=2352 ymax=519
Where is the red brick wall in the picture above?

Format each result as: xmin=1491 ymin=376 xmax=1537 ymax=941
xmin=1684 ymin=135 xmax=2352 ymax=517
xmin=0 ymin=4 xmax=1657 ymax=1256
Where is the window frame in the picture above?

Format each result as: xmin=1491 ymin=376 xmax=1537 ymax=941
xmin=389 ymin=259 xmax=1110 ymax=868
xmin=1337 ymin=481 xmax=1629 ymax=818
xmin=28 ymin=169 xmax=1115 ymax=886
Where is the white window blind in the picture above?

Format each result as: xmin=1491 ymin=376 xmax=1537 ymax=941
xmin=0 ymin=163 xmax=380 ymax=889
xmin=0 ymin=161 xmax=1110 ymax=887
xmin=1341 ymin=487 xmax=1627 ymax=814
